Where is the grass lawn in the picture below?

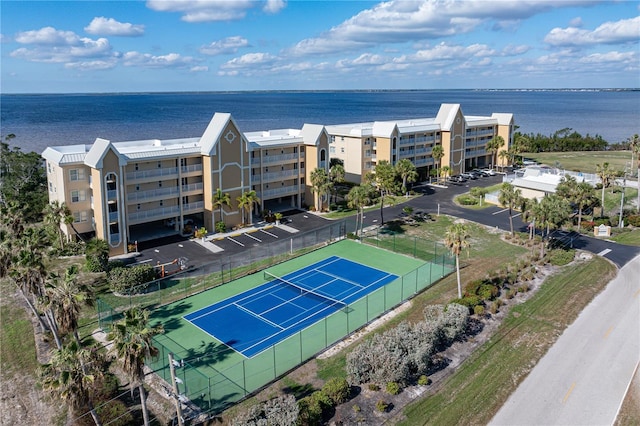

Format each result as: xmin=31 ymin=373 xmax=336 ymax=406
xmin=399 ymin=256 xmax=617 ymax=426
xmin=316 ymin=215 xmax=528 ymax=376
xmin=523 ymin=151 xmax=637 ymax=174
xmin=610 ymin=228 xmax=640 ymax=246
xmin=0 ymin=284 xmax=40 ymax=377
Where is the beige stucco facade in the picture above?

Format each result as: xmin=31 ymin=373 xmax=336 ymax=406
xmin=42 ymin=114 xmax=327 ymax=256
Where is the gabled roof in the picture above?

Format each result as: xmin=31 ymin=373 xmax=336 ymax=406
xmin=300 ymin=124 xmax=327 ymax=146
xmin=199 ymin=112 xmax=248 ymax=155
xmin=42 ymin=145 xmax=88 ymax=165
xmin=491 ymin=113 xmax=514 ymax=126
xmin=84 ymin=138 xmax=126 ymax=168
xmin=435 ymin=103 xmax=462 ymax=131
xmin=372 ymin=121 xmax=398 ymax=138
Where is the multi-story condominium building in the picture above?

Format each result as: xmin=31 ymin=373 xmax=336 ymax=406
xmin=42 ymin=113 xmax=328 ymax=256
xmin=325 ymin=103 xmax=514 ymax=183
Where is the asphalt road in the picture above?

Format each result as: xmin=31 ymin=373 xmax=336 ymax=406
xmin=490 ymin=254 xmax=640 ymax=425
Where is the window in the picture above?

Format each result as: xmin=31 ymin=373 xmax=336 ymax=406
xmin=157 ymin=161 xmax=162 ymax=168
xmin=159 ymin=200 xmax=164 ymax=206
xmin=330 ymin=146 xmax=336 ymax=154
xmin=365 ymin=149 xmax=371 ymax=157
xmin=71 ymin=190 xmax=85 ymax=203
xmin=73 ymin=211 xmax=88 ymax=223
xmin=69 ymin=168 xmax=85 ymax=181
xmin=137 ymin=204 xmax=141 ymax=210
xmin=47 ymin=162 xmax=52 ymax=173
xmin=330 ymin=136 xmax=335 ymax=143
xmin=365 ymin=138 xmax=371 ymax=145
xmin=135 ymin=163 xmax=139 ymax=171
xmin=158 ymin=181 xmax=162 ymax=188
xmin=294 ymin=146 xmax=298 ymax=153
xmin=136 ymin=185 xmax=140 ymax=191
xmin=48 ymin=182 xmax=53 ymax=192
xmin=341 ymin=147 xmax=345 ymax=153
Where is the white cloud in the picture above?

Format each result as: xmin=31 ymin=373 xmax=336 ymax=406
xmin=15 ymin=26 xmax=80 ymax=45
xmin=190 ymin=65 xmax=209 ymax=72
xmin=545 ymin=16 xmax=640 ymax=46
xmin=65 ymin=59 xmax=118 ymax=71
xmin=146 ymin=0 xmax=283 ymax=22
xmin=569 ymin=17 xmax=583 ymax=28
xmin=263 ymin=0 xmax=286 ymax=14
xmin=200 ymin=36 xmax=250 ymax=55
xmin=122 ymin=51 xmax=198 ymax=68
xmin=84 ymin=17 xmax=144 ymax=37
xmin=289 ymin=0 xmax=597 ymax=56
xmin=11 ymin=29 xmax=114 ymax=63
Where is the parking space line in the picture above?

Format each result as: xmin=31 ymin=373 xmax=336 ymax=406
xmin=245 ymin=232 xmax=262 ymax=242
xmin=260 ymin=229 xmax=279 ymax=238
xmin=493 ymin=208 xmax=509 ymax=215
xmin=227 ymin=236 xmax=244 ymax=247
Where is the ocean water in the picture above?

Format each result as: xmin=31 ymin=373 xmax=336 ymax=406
xmin=1 ymin=90 xmax=638 ymax=155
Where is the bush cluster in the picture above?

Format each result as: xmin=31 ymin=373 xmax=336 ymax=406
xmin=457 ymin=194 xmax=478 ymax=206
xmin=231 ymin=394 xmax=298 ymax=426
xmin=346 ymin=304 xmax=468 ymax=387
xmin=547 ymin=248 xmax=575 ymax=266
xmin=626 ymin=215 xmax=640 ymax=227
xmin=108 ymin=264 xmax=156 ymax=294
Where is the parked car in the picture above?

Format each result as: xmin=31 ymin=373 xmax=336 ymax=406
xmin=448 ymin=175 xmax=467 ymax=183
xmin=165 ymin=218 xmax=194 ymax=228
xmin=480 ymin=168 xmax=496 ymax=176
xmin=461 ymin=172 xmax=478 ymax=180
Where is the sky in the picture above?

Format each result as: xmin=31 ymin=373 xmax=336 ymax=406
xmin=1 ymin=0 xmax=639 ymax=93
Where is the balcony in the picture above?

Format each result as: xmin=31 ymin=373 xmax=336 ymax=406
xmin=126 ymin=167 xmax=179 ymax=182
xmin=414 ymin=157 xmax=434 ymax=166
xmin=252 ymin=169 xmax=301 ymax=184
xmin=184 ymin=201 xmax=205 ymax=213
xmin=107 ymin=189 xmax=117 ymax=201
xmin=258 ymin=152 xmax=305 ymax=165
xmin=257 ymin=185 xmax=300 ymax=200
xmin=109 ymin=233 xmax=120 ymax=245
xmin=181 ymin=164 xmax=203 ymax=175
xmin=129 ymin=205 xmax=180 ymax=223
xmin=127 ymin=186 xmax=180 ymax=203
xmin=108 ymin=211 xmax=119 ymax=223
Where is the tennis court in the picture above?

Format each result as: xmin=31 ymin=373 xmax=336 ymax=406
xmin=148 ymin=239 xmax=455 ymax=414
xmin=184 ymin=256 xmax=398 ymax=357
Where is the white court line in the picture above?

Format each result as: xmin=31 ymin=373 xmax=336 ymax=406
xmin=227 ymin=236 xmax=244 ymax=246
xmin=234 ymin=303 xmax=284 ymax=330
xmin=597 ymin=248 xmax=612 ymax=256
xmin=493 ymin=208 xmax=509 ymax=215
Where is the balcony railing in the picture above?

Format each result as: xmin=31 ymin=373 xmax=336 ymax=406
xmin=127 ymin=187 xmax=179 ymax=203
xmin=108 ymin=211 xmax=119 ymax=222
xmin=258 ymin=152 xmax=304 ymax=165
xmin=107 ymin=189 xmax=118 ymax=201
xmin=126 ymin=167 xmax=179 ymax=181
xmin=181 ymin=164 xmax=203 ymax=174
xmin=257 ymin=185 xmax=300 ymax=199
xmin=252 ymin=169 xmax=300 ymax=183
xmin=129 ymin=205 xmax=180 ymax=222
xmin=109 ymin=233 xmax=120 ymax=245
xmin=182 ymin=182 xmax=204 ymax=194
xmin=184 ymin=201 xmax=205 ymax=212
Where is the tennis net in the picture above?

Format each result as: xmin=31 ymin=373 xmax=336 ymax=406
xmin=264 ymin=270 xmax=346 ymax=308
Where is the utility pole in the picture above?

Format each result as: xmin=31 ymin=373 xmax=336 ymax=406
xmin=168 ymin=353 xmax=184 ymax=426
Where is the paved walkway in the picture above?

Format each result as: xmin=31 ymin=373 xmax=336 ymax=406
xmin=490 ymin=254 xmax=640 ymax=426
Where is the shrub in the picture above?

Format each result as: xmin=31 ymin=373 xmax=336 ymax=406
xmin=450 ymin=295 xmax=482 ymax=312
xmin=473 ymin=305 xmax=485 ymax=316
xmin=626 ymin=215 xmax=640 ymax=227
xmin=464 ymin=279 xmax=484 ymax=296
xmin=232 ymin=395 xmax=298 ymax=426
xmin=478 ymin=283 xmax=499 ymax=301
xmin=194 ymin=227 xmax=207 ymax=239
xmin=298 ymin=391 xmax=330 ymax=425
xmin=548 ymin=248 xmax=575 ymax=266
xmin=368 ymin=383 xmax=380 ymax=391
xmin=108 ymin=264 xmax=156 ymax=294
xmin=386 ymin=382 xmax=401 ymax=395
xmin=594 ymin=217 xmax=611 ymax=226
xmin=518 ymin=284 xmax=530 ymax=293
xmin=376 ymin=400 xmax=389 ymax=412
xmin=417 ymin=375 xmax=429 ymax=386
xmin=457 ymin=194 xmax=478 ymax=205
xmin=352 ymin=404 xmax=361 ymax=413
xmin=215 ymin=221 xmax=226 ymax=233
xmin=321 ymin=377 xmax=350 ymax=405
xmin=95 ymin=400 xmax=133 ymax=426
xmin=505 ymin=288 xmax=516 ymax=299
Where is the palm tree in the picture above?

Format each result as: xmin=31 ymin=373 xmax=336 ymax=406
xmin=373 ymin=160 xmax=397 ymax=225
xmin=444 ymin=223 xmax=470 ymax=299
xmin=440 ymin=165 xmax=451 ymax=182
xmin=486 ymin=135 xmax=505 ymax=170
xmin=43 ymin=200 xmax=66 ymax=250
xmin=310 ymin=167 xmax=330 ymax=212
xmin=556 ymin=176 xmax=597 ymax=230
xmin=395 ymin=158 xmax=418 ymax=194
xmin=237 ymin=190 xmax=260 ymax=225
xmin=498 ymin=149 xmax=511 ymax=172
xmin=346 ymin=184 xmax=372 ymax=237
xmin=39 ymin=340 xmax=103 ymax=426
xmin=108 ymin=307 xmax=164 ymax=426
xmin=596 ymin=162 xmax=615 ymax=217
xmin=431 ymin=145 xmax=444 ymax=183
xmin=85 ymin=238 xmax=109 ymax=272
xmin=535 ymin=194 xmax=571 ymax=257
xmin=46 ymin=266 xmax=94 ymax=345
xmin=212 ymin=188 xmax=231 ymax=226
xmin=498 ymin=182 xmax=523 ymax=236
xmin=520 ymin=197 xmax=539 ymax=240
xmin=628 ymin=134 xmax=639 ymax=177
xmin=328 ymin=163 xmax=346 ymax=205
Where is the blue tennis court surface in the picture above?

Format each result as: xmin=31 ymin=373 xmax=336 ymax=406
xmin=184 ymin=256 xmax=398 ymax=357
